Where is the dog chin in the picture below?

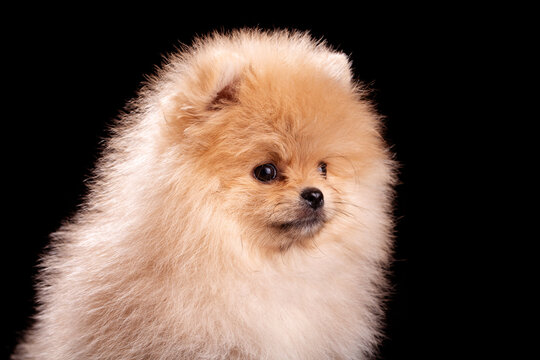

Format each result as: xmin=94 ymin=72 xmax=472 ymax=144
xmin=272 ymin=211 xmax=327 ymax=241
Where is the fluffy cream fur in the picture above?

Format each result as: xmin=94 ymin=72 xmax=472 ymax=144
xmin=14 ymin=29 xmax=396 ymax=359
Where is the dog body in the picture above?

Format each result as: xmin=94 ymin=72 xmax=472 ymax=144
xmin=14 ymin=30 xmax=395 ymax=359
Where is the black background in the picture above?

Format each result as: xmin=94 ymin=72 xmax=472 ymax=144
xmin=3 ymin=7 xmax=490 ymax=359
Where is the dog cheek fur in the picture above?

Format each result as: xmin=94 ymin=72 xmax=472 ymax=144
xmin=13 ymin=29 xmax=396 ymax=360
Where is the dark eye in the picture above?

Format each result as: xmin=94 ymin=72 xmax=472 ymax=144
xmin=253 ymin=163 xmax=278 ymax=182
xmin=318 ymin=162 xmax=327 ymax=178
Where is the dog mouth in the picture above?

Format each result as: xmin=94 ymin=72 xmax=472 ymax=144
xmin=266 ymin=210 xmax=328 ymax=251
xmin=274 ymin=211 xmax=327 ymax=235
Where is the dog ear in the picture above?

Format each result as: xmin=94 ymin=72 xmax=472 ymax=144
xmin=319 ymin=52 xmax=353 ymax=87
xmin=195 ymin=49 xmax=244 ymax=111
xmin=159 ymin=50 xmax=247 ymax=142
xmin=207 ymin=73 xmax=241 ymax=110
xmin=160 ymin=50 xmax=245 ymax=118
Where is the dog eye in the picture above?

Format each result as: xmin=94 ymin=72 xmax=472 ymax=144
xmin=253 ymin=163 xmax=278 ymax=182
xmin=318 ymin=162 xmax=327 ymax=178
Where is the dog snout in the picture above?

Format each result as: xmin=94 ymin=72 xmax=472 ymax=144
xmin=300 ymin=187 xmax=324 ymax=210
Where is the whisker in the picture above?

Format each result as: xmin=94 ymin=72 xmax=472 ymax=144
xmin=332 ymin=200 xmax=372 ymax=213
xmin=269 ymin=201 xmax=288 ymax=221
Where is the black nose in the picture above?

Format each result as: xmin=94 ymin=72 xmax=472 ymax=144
xmin=300 ymin=187 xmax=324 ymax=210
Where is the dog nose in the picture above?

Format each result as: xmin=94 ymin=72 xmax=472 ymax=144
xmin=301 ymin=187 xmax=324 ymax=209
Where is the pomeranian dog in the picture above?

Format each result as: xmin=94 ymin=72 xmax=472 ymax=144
xmin=14 ymin=29 xmax=395 ymax=359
